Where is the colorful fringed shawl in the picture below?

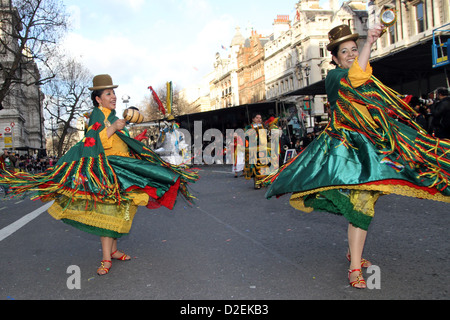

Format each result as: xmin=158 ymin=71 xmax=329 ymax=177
xmin=264 ymin=64 xmax=450 ymax=230
xmin=331 ymin=70 xmax=450 ymax=193
xmin=0 ymin=107 xmax=198 ymax=208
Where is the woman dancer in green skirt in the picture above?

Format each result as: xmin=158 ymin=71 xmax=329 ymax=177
xmin=264 ymin=25 xmax=450 ymax=288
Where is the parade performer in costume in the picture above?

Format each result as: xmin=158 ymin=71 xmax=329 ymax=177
xmin=229 ymin=132 xmax=244 ymax=178
xmin=0 ymin=74 xmax=198 ymax=275
xmin=265 ymin=116 xmax=281 ymax=168
xmin=263 ymin=25 xmax=450 ymax=288
xmin=155 ymin=115 xmax=190 ymax=166
xmin=244 ymin=113 xmax=278 ymax=189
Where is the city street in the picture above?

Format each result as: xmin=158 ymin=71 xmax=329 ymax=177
xmin=0 ymin=165 xmax=449 ymax=303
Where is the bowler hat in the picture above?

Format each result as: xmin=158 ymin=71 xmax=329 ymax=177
xmin=89 ymin=74 xmax=119 ymax=91
xmin=326 ymin=25 xmax=359 ymax=51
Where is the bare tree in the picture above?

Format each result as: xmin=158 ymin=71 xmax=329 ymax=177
xmin=0 ymin=0 xmax=68 ymax=108
xmin=43 ymin=57 xmax=92 ymax=157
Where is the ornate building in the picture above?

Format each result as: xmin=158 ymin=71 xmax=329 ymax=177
xmin=369 ymin=0 xmax=450 ymax=95
xmin=265 ymin=15 xmax=294 ymax=101
xmin=186 ymin=0 xmax=449 ymax=134
xmin=265 ymin=0 xmax=368 ymax=127
xmin=236 ymin=30 xmax=269 ymax=105
xmin=210 ymin=27 xmax=243 ymax=110
xmin=0 ymin=0 xmax=44 ymax=154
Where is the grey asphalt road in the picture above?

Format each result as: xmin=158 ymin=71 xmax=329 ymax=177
xmin=0 ymin=165 xmax=449 ymax=305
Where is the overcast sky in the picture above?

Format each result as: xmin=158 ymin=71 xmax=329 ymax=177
xmin=60 ymin=0 xmax=338 ymax=110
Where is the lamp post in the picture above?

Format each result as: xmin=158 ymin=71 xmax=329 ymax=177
xmin=122 ymin=95 xmax=130 ymax=108
xmin=304 ymin=64 xmax=312 ymax=129
xmin=50 ymin=116 xmax=55 ymax=157
xmin=304 ymin=64 xmax=311 ymax=86
xmin=35 ymin=81 xmax=44 ymax=151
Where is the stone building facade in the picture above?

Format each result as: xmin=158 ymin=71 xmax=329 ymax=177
xmin=205 ymin=0 xmax=369 ymax=128
xmin=0 ymin=0 xmax=44 ymax=153
xmin=209 ymin=27 xmax=244 ymax=110
xmin=236 ymin=30 xmax=269 ymax=105
xmin=369 ymin=0 xmax=450 ymax=94
xmin=185 ymin=0 xmax=449 ymax=131
xmin=265 ymin=0 xmax=368 ymax=126
xmin=265 ymin=15 xmax=295 ymax=101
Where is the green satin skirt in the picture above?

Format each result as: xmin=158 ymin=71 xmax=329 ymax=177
xmin=49 ymin=155 xmax=182 ymax=237
xmin=265 ymin=121 xmax=450 ymax=230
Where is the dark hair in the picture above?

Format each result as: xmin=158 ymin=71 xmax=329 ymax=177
xmin=251 ymin=112 xmax=262 ymax=120
xmin=330 ymin=46 xmax=339 ymax=66
xmin=91 ymin=89 xmax=105 ymax=107
xmin=437 ymin=87 xmax=449 ymax=97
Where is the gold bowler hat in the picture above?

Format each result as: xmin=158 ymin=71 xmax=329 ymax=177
xmin=326 ymin=24 xmax=359 ymax=51
xmin=88 ymin=74 xmax=119 ymax=91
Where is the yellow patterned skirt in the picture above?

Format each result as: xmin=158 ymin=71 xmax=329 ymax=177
xmin=47 ymin=191 xmax=149 ymax=238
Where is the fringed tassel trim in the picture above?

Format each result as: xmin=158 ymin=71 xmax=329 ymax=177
xmin=2 ymin=155 xmax=127 ymax=205
xmin=332 ymin=76 xmax=450 ymax=193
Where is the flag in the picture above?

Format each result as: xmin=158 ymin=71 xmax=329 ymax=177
xmin=166 ymin=81 xmax=173 ymax=115
xmin=148 ymin=86 xmax=166 ymax=116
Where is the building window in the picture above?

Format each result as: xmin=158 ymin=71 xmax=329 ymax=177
xmin=319 ymin=42 xmax=327 ymax=58
xmin=388 ymin=24 xmax=396 ymax=44
xmin=415 ymin=2 xmax=425 ymax=33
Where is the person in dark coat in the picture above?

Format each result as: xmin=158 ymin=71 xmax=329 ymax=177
xmin=431 ymin=87 xmax=450 ymax=139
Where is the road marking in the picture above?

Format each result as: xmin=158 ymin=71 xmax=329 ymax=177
xmin=211 ymin=170 xmax=233 ymax=174
xmin=0 ymin=202 xmax=53 ymax=242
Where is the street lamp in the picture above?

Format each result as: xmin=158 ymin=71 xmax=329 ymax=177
xmin=50 ymin=116 xmax=56 ymax=157
xmin=35 ymin=81 xmax=44 ymax=151
xmin=304 ymin=64 xmax=311 ymax=86
xmin=122 ymin=95 xmax=130 ymax=108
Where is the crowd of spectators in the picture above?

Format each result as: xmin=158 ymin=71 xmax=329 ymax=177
xmin=1 ymin=149 xmax=58 ymax=174
xmin=407 ymin=87 xmax=450 ymax=139
xmin=16 ymin=154 xmax=59 ymax=173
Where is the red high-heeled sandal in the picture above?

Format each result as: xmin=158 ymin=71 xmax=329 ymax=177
xmin=97 ymin=260 xmax=112 ymax=276
xmin=348 ymin=268 xmax=366 ymax=289
xmin=111 ymin=250 xmax=131 ymax=261
xmin=346 ymin=252 xmax=372 ymax=268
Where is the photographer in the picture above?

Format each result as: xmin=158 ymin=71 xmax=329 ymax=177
xmin=431 ymin=87 xmax=450 ymax=139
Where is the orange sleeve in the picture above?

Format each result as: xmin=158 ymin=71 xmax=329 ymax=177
xmin=348 ymin=57 xmax=373 ymax=88
xmin=99 ymin=128 xmax=113 ymax=150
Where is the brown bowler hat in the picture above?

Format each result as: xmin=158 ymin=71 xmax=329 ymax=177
xmin=326 ymin=24 xmax=359 ymax=51
xmin=88 ymin=74 xmax=119 ymax=91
